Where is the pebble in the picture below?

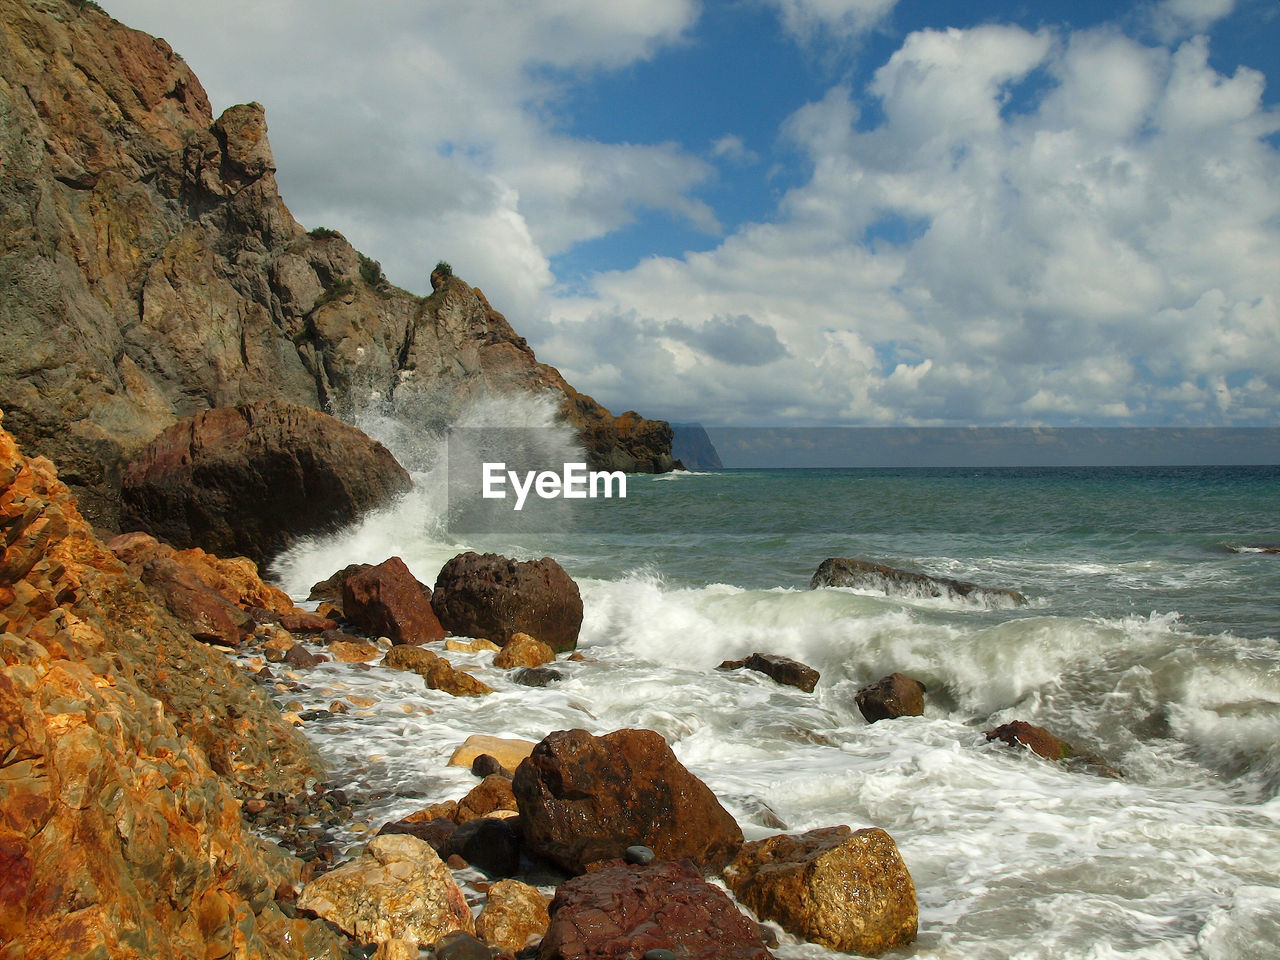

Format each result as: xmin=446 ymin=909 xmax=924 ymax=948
xmin=642 ymin=951 xmax=677 ymax=960
xmin=625 ymin=845 xmax=656 ymax=866
xmin=329 ymin=700 xmax=349 ymax=714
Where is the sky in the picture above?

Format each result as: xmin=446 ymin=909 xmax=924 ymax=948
xmin=104 ymin=0 xmax=1280 ymax=429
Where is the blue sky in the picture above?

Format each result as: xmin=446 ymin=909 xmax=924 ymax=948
xmin=107 ymin=0 xmax=1280 ymax=428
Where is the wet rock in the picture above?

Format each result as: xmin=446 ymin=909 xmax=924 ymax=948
xmin=625 ymin=845 xmax=656 ymax=866
xmin=539 ymin=859 xmax=773 ymax=960
xmin=447 ymin=637 xmax=502 ymax=653
xmin=513 ymin=667 xmax=564 ymax=687
xmin=494 ymin=632 xmax=556 ymax=669
xmin=810 ymin=557 xmax=1026 ymax=606
xmin=281 ymin=610 xmax=340 ymax=633
xmin=724 ymin=826 xmax=916 ymax=955
xmin=121 ymin=401 xmax=411 ymax=565
xmin=450 ymin=736 xmax=538 ymax=773
xmin=476 ymin=879 xmax=551 ymax=954
xmin=128 ymin=549 xmax=256 ymax=646
xmin=382 ymin=644 xmax=439 ymax=674
xmin=445 ymin=816 xmax=523 ymax=877
xmin=379 ymin=816 xmax=458 ymax=856
xmin=432 ymin=553 xmax=583 ymax=653
xmin=283 ymin=643 xmax=325 ymax=669
xmin=344 ymin=556 xmax=446 ymax=645
xmin=472 ymin=754 xmax=514 ymax=779
xmin=718 ymin=653 xmax=819 ymax=692
xmin=434 ymin=931 xmax=492 ymax=960
xmin=459 ymin=775 xmax=520 ymax=822
xmin=855 ymin=673 xmax=927 ymax=723
xmin=512 ymin=728 xmax=743 ymax=874
xmin=308 ymin=563 xmax=374 ymax=602
xmin=296 ymin=833 xmax=474 ymax=945
xmin=422 ymin=655 xmax=495 ymax=698
xmin=326 ymin=639 xmax=381 ymax=663
xmin=985 ymin=721 xmax=1122 ymax=777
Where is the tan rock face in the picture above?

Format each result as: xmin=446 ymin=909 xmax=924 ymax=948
xmin=494 ymin=631 xmax=555 ymax=669
xmin=296 ymin=834 xmax=475 ymax=947
xmin=0 ymin=416 xmax=335 ymax=959
xmin=475 ymin=880 xmax=550 ymax=954
xmin=723 ymin=826 xmax=918 ymax=956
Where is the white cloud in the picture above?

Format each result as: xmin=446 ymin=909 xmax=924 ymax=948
xmin=548 ymin=23 xmax=1280 ymax=426
xmin=766 ymin=0 xmax=899 ymax=42
xmin=1151 ymin=0 xmax=1237 ymax=42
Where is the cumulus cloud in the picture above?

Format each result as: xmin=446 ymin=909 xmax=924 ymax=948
xmin=551 ymin=23 xmax=1280 ymax=426
xmin=1150 ymin=0 xmax=1237 ymax=42
xmin=107 ymin=0 xmax=708 ymax=316
xmin=765 ymin=0 xmax=899 ymax=42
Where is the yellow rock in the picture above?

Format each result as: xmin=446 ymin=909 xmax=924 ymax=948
xmin=448 ymin=735 xmax=537 ymax=772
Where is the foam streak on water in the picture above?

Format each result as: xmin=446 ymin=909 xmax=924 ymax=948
xmin=266 ymin=446 xmax=1280 ymax=960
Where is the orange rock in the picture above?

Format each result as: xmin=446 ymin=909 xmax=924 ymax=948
xmin=493 ymin=632 xmax=554 ymax=669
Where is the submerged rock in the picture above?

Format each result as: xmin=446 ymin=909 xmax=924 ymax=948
xmin=295 ymin=834 xmax=474 ymax=946
xmin=718 ymin=653 xmax=820 ymax=692
xmin=855 ymin=673 xmax=927 ymax=723
xmin=432 ymin=552 xmax=583 ymax=653
xmin=810 ymin=557 xmax=1026 ymax=606
xmin=539 ymin=859 xmax=774 ymax=960
xmin=512 ymin=728 xmax=743 ymax=874
xmin=985 ymin=720 xmax=1122 ymax=778
xmin=724 ymin=826 xmax=917 ymax=956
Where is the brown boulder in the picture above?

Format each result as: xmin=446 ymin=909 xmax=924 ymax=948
xmin=120 ymin=401 xmax=411 ymax=565
xmin=431 ymin=552 xmax=583 ymax=653
xmin=512 ymin=728 xmax=743 ymax=874
xmin=307 ymin=562 xmax=373 ymax=603
xmin=384 ymin=647 xmax=493 ymax=697
xmin=381 ymin=644 xmax=439 ymax=674
xmin=718 ymin=653 xmax=819 ymax=692
xmin=476 ymin=879 xmax=550 ymax=954
xmin=724 ymin=826 xmax=917 ymax=956
xmin=538 ymin=859 xmax=773 ymax=960
xmin=494 ymin=632 xmax=555 ymax=669
xmin=457 ymin=775 xmax=519 ymax=822
xmin=985 ymin=720 xmax=1075 ymax=760
xmin=855 ymin=673 xmax=927 ymax=723
xmin=280 ymin=610 xmax=339 ymax=633
xmin=343 ymin=557 xmax=445 ymax=644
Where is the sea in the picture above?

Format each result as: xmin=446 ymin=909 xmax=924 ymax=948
xmin=261 ymin=400 xmax=1280 ymax=960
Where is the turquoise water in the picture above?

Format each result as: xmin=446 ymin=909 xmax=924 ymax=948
xmin=271 ymin=422 xmax=1280 ymax=960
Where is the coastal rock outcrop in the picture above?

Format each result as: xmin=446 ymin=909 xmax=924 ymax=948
xmin=119 ymin=400 xmax=411 ymax=564
xmin=718 ymin=652 xmax=820 ymax=692
xmin=855 ymin=673 xmax=927 ymax=722
xmin=538 ymin=859 xmax=775 ymax=960
xmin=0 ymin=413 xmax=337 ymax=959
xmin=723 ymin=826 xmax=917 ymax=956
xmin=810 ymin=557 xmax=1027 ymax=606
xmin=0 ymin=0 xmax=675 ymax=532
xmin=432 ymin=552 xmax=583 ymax=653
xmin=512 ymin=728 xmax=744 ymax=874
xmin=342 ymin=556 xmax=446 ymax=644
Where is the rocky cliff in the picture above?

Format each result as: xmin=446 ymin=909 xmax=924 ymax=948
xmin=0 ymin=411 xmax=342 ymax=960
xmin=0 ymin=0 xmax=673 ymax=532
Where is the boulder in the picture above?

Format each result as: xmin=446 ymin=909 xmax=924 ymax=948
xmin=471 ymin=754 xmax=514 ymax=779
xmin=280 ymin=610 xmax=340 ymax=633
xmin=984 ymin=720 xmax=1122 ymax=777
xmin=475 ymin=879 xmax=551 ymax=954
xmin=539 ymin=859 xmax=773 ymax=960
xmin=382 ymin=647 xmax=494 ymax=697
xmin=723 ymin=826 xmax=917 ymax=956
xmin=449 ymin=735 xmax=538 ymax=772
xmin=458 ymin=775 xmax=519 ymax=822
xmin=325 ymin=639 xmax=381 ymax=663
xmin=810 ymin=557 xmax=1026 ymax=606
xmin=308 ymin=563 xmax=373 ymax=602
xmin=120 ymin=401 xmax=411 ymax=565
xmin=432 ymin=552 xmax=583 ymax=653
xmin=444 ymin=817 xmax=523 ymax=877
xmin=295 ymin=834 xmax=474 ymax=946
xmin=381 ymin=644 xmax=438 ymax=674
xmin=512 ymin=728 xmax=743 ymax=874
xmin=718 ymin=653 xmax=819 ymax=692
xmin=494 ymin=632 xmax=556 ymax=669
xmin=343 ymin=557 xmax=445 ymax=644
xmin=855 ymin=673 xmax=927 ymax=723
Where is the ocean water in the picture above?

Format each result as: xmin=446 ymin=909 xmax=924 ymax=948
xmin=265 ymin=412 xmax=1280 ymax=960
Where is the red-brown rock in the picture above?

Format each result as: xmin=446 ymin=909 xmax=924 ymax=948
xmin=538 ymin=859 xmax=774 ymax=960
xmin=986 ymin=720 xmax=1075 ymax=760
xmin=718 ymin=653 xmax=820 ymax=692
xmin=344 ymin=556 xmax=445 ymax=644
xmin=855 ymin=673 xmax=927 ymax=723
xmin=120 ymin=401 xmax=411 ymax=565
xmin=512 ymin=728 xmax=743 ymax=874
xmin=431 ymin=552 xmax=583 ymax=653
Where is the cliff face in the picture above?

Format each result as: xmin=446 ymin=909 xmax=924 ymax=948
xmin=0 ymin=0 xmax=673 ymax=532
xmin=0 ymin=411 xmax=339 ymax=960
